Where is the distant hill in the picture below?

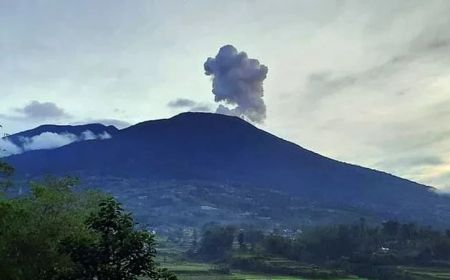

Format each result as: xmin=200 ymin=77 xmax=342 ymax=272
xmin=5 ymin=113 xmax=450 ymax=227
xmin=6 ymin=123 xmax=119 ymax=147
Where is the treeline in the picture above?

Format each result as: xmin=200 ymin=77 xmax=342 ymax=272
xmin=0 ymin=162 xmax=177 ymax=280
xmin=259 ymin=220 xmax=450 ymax=264
xmin=192 ymin=221 xmax=450 ymax=279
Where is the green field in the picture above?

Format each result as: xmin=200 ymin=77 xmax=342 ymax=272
xmin=397 ymin=266 xmax=450 ymax=279
xmin=159 ymin=259 xmax=450 ymax=280
xmin=160 ymin=261 xmax=365 ymax=280
xmin=177 ymin=274 xmax=362 ymax=280
xmin=155 ymin=237 xmax=450 ymax=280
xmin=156 ymin=238 xmax=366 ymax=280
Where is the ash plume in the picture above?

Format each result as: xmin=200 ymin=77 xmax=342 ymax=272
xmin=204 ymin=45 xmax=268 ymax=123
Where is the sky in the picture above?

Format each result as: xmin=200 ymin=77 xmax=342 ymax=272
xmin=1 ymin=0 xmax=449 ymax=190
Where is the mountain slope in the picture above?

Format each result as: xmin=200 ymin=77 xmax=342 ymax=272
xmin=5 ymin=113 xmax=450 ymax=226
xmin=6 ymin=123 xmax=119 ymax=147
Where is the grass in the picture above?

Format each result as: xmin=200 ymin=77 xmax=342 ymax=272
xmin=177 ymin=274 xmax=301 ymax=279
xmin=155 ymin=240 xmax=450 ymax=279
xmin=397 ymin=266 xmax=450 ymax=280
xmin=160 ymin=261 xmax=365 ymax=280
xmin=155 ymin=239 xmax=365 ymax=280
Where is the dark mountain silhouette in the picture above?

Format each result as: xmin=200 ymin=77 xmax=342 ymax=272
xmin=5 ymin=113 xmax=450 ymax=226
xmin=6 ymin=123 xmax=119 ymax=147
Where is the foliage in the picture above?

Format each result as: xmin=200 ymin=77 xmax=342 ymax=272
xmin=195 ymin=221 xmax=450 ymax=279
xmin=0 ymin=124 xmax=14 ymax=191
xmin=0 ymin=161 xmax=14 ymax=191
xmin=0 ymin=177 xmax=177 ymax=280
xmin=196 ymin=225 xmax=236 ymax=261
xmin=62 ymin=197 xmax=161 ymax=279
xmin=0 ymin=177 xmax=98 ymax=279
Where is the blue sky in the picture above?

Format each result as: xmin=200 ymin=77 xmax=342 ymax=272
xmin=1 ymin=0 xmax=450 ymax=190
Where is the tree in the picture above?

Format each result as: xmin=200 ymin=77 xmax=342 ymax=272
xmin=192 ymin=229 xmax=198 ymax=250
xmin=0 ymin=177 xmax=99 ymax=279
xmin=244 ymin=229 xmax=265 ymax=251
xmin=238 ymin=231 xmax=245 ymax=250
xmin=382 ymin=220 xmax=400 ymax=237
xmin=0 ymin=177 xmax=177 ymax=280
xmin=157 ymin=268 xmax=178 ymax=280
xmin=197 ymin=226 xmax=236 ymax=260
xmin=0 ymin=124 xmax=14 ymax=191
xmin=264 ymin=234 xmax=291 ymax=256
xmin=400 ymin=223 xmax=417 ymax=241
xmin=0 ymin=161 xmax=14 ymax=191
xmin=432 ymin=238 xmax=450 ymax=260
xmin=62 ymin=197 xmax=175 ymax=280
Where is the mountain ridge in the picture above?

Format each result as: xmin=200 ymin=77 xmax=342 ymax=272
xmin=6 ymin=123 xmax=119 ymax=147
xmin=4 ymin=112 xmax=449 ymax=226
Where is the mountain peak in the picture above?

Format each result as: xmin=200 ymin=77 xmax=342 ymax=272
xmin=171 ymin=111 xmax=245 ymax=122
xmin=5 ymin=112 xmax=449 ymax=226
xmin=9 ymin=123 xmax=118 ymax=140
xmin=2 ymin=123 xmax=119 ymax=156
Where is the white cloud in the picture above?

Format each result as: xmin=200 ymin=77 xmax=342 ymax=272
xmin=20 ymin=132 xmax=78 ymax=151
xmin=81 ymin=130 xmax=97 ymax=140
xmin=0 ymin=138 xmax=22 ymax=157
xmin=0 ymin=130 xmax=113 ymax=157
xmin=98 ymin=131 xmax=112 ymax=140
xmin=20 ymin=130 xmax=113 ymax=151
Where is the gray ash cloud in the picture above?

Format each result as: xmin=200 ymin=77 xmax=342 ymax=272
xmin=204 ymin=45 xmax=268 ymax=123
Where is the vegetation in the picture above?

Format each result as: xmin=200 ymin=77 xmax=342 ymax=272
xmin=2 ymin=122 xmax=450 ymax=280
xmin=192 ymin=221 xmax=450 ymax=279
xmin=0 ymin=161 xmax=14 ymax=190
xmin=2 ymin=158 xmax=450 ymax=280
xmin=0 ymin=172 xmax=177 ymax=279
xmin=196 ymin=225 xmax=236 ymax=260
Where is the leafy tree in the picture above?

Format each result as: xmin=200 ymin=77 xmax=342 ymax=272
xmin=197 ymin=226 xmax=236 ymax=260
xmin=0 ymin=161 xmax=14 ymax=191
xmin=399 ymin=223 xmax=417 ymax=241
xmin=238 ymin=231 xmax=245 ymax=250
xmin=0 ymin=177 xmax=99 ymax=279
xmin=382 ymin=220 xmax=400 ymax=237
xmin=244 ymin=229 xmax=265 ymax=251
xmin=191 ymin=229 xmax=198 ymax=249
xmin=264 ymin=234 xmax=292 ymax=256
xmin=63 ymin=197 xmax=162 ymax=279
xmin=0 ymin=177 xmax=177 ymax=280
xmin=432 ymin=238 xmax=450 ymax=260
xmin=157 ymin=268 xmax=178 ymax=280
xmin=0 ymin=124 xmax=15 ymax=191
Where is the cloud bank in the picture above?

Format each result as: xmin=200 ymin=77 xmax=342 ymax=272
xmin=0 ymin=130 xmax=112 ymax=157
xmin=204 ymin=45 xmax=268 ymax=123
xmin=0 ymin=138 xmax=22 ymax=156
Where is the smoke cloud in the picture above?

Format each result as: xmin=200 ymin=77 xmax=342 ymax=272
xmin=168 ymin=98 xmax=197 ymax=108
xmin=167 ymin=98 xmax=212 ymax=112
xmin=204 ymin=45 xmax=268 ymax=123
xmin=0 ymin=130 xmax=112 ymax=157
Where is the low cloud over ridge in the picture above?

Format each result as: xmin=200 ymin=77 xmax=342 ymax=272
xmin=0 ymin=130 xmax=112 ymax=157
